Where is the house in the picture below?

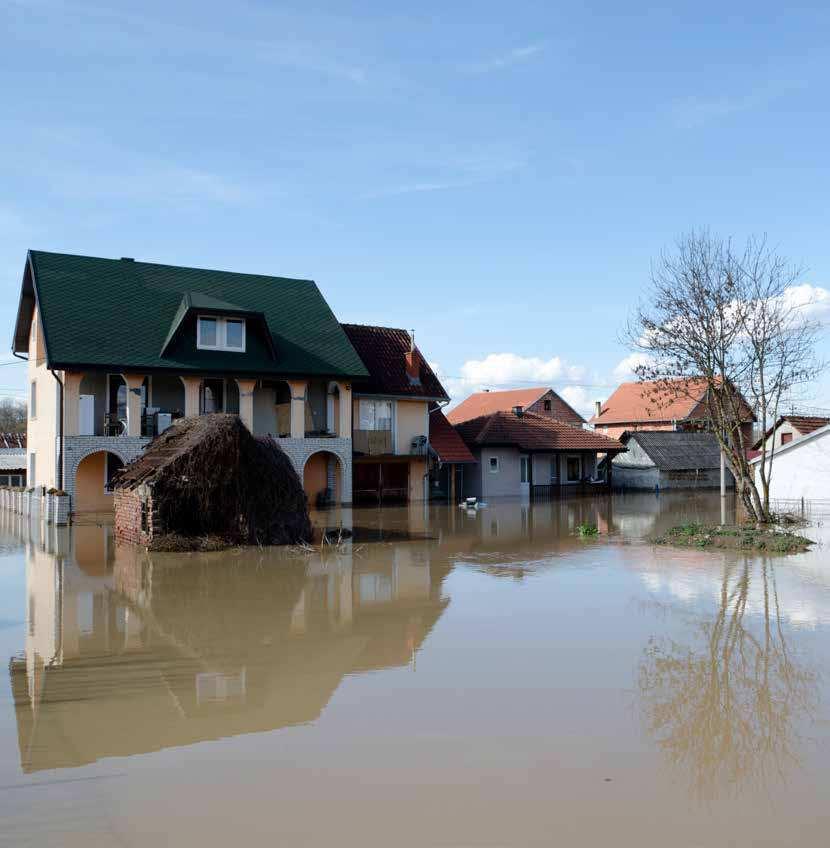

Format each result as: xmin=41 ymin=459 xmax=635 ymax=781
xmin=112 ymin=414 xmax=312 ymax=547
xmin=13 ymin=250 xmax=369 ymax=514
xmin=341 ymin=324 xmax=449 ymax=503
xmin=427 ymin=408 xmax=477 ymax=502
xmin=0 ymin=433 xmax=27 ymax=487
xmin=750 ymin=423 xmax=830 ymax=504
xmin=590 ymin=377 xmax=755 ymax=445
xmin=753 ymin=414 xmax=830 ymax=453
xmin=612 ymin=431 xmax=734 ymax=491
xmin=447 ymin=386 xmax=584 ymax=426
xmin=454 ymin=408 xmax=625 ymax=500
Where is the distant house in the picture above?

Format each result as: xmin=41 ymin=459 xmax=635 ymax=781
xmin=612 ymin=431 xmax=734 ymax=491
xmin=750 ymin=423 xmax=830 ymax=504
xmin=447 ymin=387 xmax=584 ymax=427
xmin=0 ymin=432 xmax=26 ymax=487
xmin=590 ymin=377 xmax=755 ymax=445
xmin=427 ymin=408 xmax=476 ymax=502
xmin=753 ymin=414 xmax=830 ymax=453
xmin=341 ymin=324 xmax=449 ymax=504
xmin=454 ymin=408 xmax=625 ymax=500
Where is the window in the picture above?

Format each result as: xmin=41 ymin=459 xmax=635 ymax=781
xmin=550 ymin=457 xmax=559 ymax=482
xmin=520 ymin=456 xmax=530 ymax=483
xmin=489 ymin=456 xmax=499 ymax=473
xmin=566 ymin=456 xmax=581 ymax=483
xmin=29 ymin=380 xmax=36 ymax=419
xmin=543 ymin=399 xmax=552 ymax=411
xmin=197 ymin=316 xmax=246 ymax=352
xmin=29 ymin=453 xmax=36 ymax=486
xmin=359 ymin=399 xmax=392 ymax=431
xmin=781 ymin=432 xmax=793 ymax=445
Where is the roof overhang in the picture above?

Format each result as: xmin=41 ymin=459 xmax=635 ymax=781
xmin=12 ymin=252 xmax=38 ymax=356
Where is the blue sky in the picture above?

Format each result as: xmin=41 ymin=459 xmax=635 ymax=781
xmin=2 ymin=0 xmax=830 ymax=414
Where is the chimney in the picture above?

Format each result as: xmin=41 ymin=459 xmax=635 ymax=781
xmin=405 ymin=331 xmax=421 ymax=384
xmin=595 ymin=400 xmax=602 ymax=418
xmin=513 ymin=405 xmax=524 ymax=417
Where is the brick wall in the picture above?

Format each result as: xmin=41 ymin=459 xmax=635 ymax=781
xmin=114 ymin=486 xmax=157 ymax=546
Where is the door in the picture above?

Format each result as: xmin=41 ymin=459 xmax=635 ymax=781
xmin=519 ymin=454 xmax=530 ymax=499
xmin=79 ymin=395 xmax=95 ymax=435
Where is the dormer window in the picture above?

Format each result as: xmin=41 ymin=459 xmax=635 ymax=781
xmin=197 ymin=316 xmax=246 ymax=352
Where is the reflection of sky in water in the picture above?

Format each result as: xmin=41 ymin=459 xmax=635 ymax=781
xmin=637 ymin=522 xmax=830 ymax=628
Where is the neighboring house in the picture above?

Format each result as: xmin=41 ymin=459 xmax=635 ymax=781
xmin=753 ymin=415 xmax=830 ymax=453
xmin=341 ymin=324 xmax=449 ymax=503
xmin=13 ymin=251 xmax=369 ymax=513
xmin=750 ymin=424 xmax=830 ymax=504
xmin=454 ymin=409 xmax=625 ymax=500
xmin=590 ymin=377 xmax=755 ymax=445
xmin=447 ymin=386 xmax=584 ymax=427
xmin=427 ymin=408 xmax=477 ymax=502
xmin=0 ymin=432 xmax=27 ymax=487
xmin=612 ymin=431 xmax=734 ymax=491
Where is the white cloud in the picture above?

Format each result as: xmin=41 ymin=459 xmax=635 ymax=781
xmin=559 ymin=385 xmax=599 ymax=418
xmin=779 ymin=283 xmax=830 ymax=323
xmin=613 ymin=352 xmax=654 ymax=381
xmin=432 ymin=352 xmax=595 ymax=411
xmin=461 ymin=44 xmax=544 ymax=74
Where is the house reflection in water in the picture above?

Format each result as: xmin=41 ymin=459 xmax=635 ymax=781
xmin=7 ymin=515 xmax=450 ymax=773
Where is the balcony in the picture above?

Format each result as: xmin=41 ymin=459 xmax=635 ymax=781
xmin=353 ymin=429 xmax=393 ymax=456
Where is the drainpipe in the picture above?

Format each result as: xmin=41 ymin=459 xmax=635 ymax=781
xmin=50 ymin=369 xmax=64 ymax=490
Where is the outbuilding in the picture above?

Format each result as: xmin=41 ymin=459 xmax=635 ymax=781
xmin=612 ymin=431 xmax=734 ymax=491
xmin=112 ymin=414 xmax=312 ymax=548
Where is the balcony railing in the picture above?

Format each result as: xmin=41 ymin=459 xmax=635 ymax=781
xmin=353 ymin=428 xmax=393 ymax=455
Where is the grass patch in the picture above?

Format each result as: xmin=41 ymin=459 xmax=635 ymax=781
xmin=576 ymin=523 xmax=599 ymax=538
xmin=650 ymin=523 xmax=813 ymax=554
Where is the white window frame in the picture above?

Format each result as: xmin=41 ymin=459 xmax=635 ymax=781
xmin=520 ymin=455 xmax=530 ymax=484
xmin=197 ymin=315 xmax=246 ymax=352
xmin=489 ymin=456 xmax=500 ymax=473
xmin=358 ymin=399 xmax=393 ymax=432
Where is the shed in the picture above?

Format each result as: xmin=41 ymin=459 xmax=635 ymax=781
xmin=612 ymin=431 xmax=734 ymax=491
xmin=112 ymin=414 xmax=312 ymax=548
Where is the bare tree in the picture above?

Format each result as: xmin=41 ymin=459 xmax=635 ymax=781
xmin=628 ymin=231 xmax=824 ymax=522
xmin=0 ymin=398 xmax=26 ymax=435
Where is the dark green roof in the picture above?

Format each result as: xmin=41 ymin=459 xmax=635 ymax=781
xmin=15 ymin=251 xmax=368 ymax=379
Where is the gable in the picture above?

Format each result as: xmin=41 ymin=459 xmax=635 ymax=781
xmin=15 ymin=251 xmax=368 ymax=379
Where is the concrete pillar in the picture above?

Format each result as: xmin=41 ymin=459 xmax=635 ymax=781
xmin=63 ymin=372 xmax=84 ymax=437
xmin=336 ymin=381 xmax=352 ymax=439
xmin=236 ymin=379 xmax=257 ymax=433
xmin=180 ymin=376 xmax=201 ymax=418
xmin=123 ymin=374 xmax=146 ymax=436
xmin=287 ymin=380 xmax=307 ymax=439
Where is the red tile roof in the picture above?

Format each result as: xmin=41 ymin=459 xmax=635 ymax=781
xmin=752 ymin=414 xmax=830 ymax=449
xmin=589 ymin=378 xmax=744 ymax=425
xmin=455 ymin=411 xmax=625 ymax=453
xmin=342 ymin=324 xmax=448 ymax=400
xmin=429 ymin=409 xmax=476 ymax=463
xmin=447 ymin=387 xmax=583 ymax=426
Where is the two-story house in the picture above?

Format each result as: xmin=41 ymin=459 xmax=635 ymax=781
xmin=341 ymin=325 xmax=449 ymax=503
xmin=13 ymin=251 xmax=369 ymax=514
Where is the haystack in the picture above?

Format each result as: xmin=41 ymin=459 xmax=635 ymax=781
xmin=113 ymin=414 xmax=312 ymax=548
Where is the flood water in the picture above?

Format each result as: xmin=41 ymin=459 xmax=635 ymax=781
xmin=1 ymin=493 xmax=829 ymax=847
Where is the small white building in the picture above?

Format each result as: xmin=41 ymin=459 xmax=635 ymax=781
xmin=750 ymin=423 xmax=830 ymax=504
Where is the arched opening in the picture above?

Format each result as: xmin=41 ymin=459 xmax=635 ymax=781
xmin=303 ymin=450 xmax=342 ymax=509
xmin=253 ymin=380 xmax=292 ymax=437
xmin=74 ymin=451 xmax=125 ymax=514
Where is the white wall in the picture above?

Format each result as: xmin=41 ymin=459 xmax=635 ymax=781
xmin=754 ymin=429 xmax=830 ymax=502
xmin=27 ymin=306 xmax=59 ymax=489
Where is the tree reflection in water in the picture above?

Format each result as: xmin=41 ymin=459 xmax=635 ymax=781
xmin=638 ymin=558 xmax=819 ymax=801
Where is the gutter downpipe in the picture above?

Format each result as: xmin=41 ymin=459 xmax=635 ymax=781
xmin=50 ymin=369 xmax=64 ymax=491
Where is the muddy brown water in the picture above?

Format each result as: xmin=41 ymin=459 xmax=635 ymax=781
xmin=1 ymin=492 xmax=829 ymax=846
